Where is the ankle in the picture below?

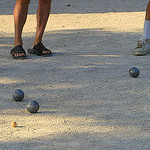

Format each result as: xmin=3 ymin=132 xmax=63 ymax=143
xmin=14 ymin=40 xmax=23 ymax=47
xmin=14 ymin=43 xmax=23 ymax=47
xmin=33 ymin=41 xmax=41 ymax=48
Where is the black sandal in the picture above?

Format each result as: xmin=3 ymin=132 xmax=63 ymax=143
xmin=27 ymin=42 xmax=52 ymax=56
xmin=10 ymin=45 xmax=27 ymax=59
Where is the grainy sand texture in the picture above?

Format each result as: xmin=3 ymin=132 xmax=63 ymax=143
xmin=1 ymin=0 xmax=150 ymax=149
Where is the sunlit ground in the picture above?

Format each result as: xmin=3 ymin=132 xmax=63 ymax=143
xmin=0 ymin=12 xmax=145 ymax=36
xmin=0 ymin=77 xmax=25 ymax=84
xmin=0 ymin=112 xmax=143 ymax=142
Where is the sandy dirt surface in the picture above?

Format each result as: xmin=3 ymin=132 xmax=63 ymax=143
xmin=1 ymin=0 xmax=150 ymax=149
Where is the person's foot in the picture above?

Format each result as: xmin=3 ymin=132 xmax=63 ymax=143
xmin=133 ymin=38 xmax=150 ymax=56
xmin=27 ymin=42 xmax=52 ymax=56
xmin=10 ymin=45 xmax=27 ymax=59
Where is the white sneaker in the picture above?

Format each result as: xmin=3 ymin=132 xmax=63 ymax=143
xmin=133 ymin=38 xmax=150 ymax=56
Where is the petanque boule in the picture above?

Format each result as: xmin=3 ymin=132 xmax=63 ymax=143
xmin=27 ymin=101 xmax=39 ymax=113
xmin=129 ymin=67 xmax=140 ymax=78
xmin=13 ymin=89 xmax=24 ymax=101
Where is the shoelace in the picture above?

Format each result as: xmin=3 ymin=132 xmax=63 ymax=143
xmin=137 ymin=40 xmax=145 ymax=48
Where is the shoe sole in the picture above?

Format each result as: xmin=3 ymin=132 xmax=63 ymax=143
xmin=133 ymin=51 xmax=147 ymax=56
xmin=10 ymin=55 xmax=27 ymax=60
xmin=28 ymin=49 xmax=52 ymax=57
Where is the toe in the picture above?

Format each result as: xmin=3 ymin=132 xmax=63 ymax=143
xmin=43 ymin=50 xmax=51 ymax=54
xmin=14 ymin=53 xmax=25 ymax=57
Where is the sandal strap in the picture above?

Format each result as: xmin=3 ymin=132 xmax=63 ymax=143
xmin=11 ymin=45 xmax=26 ymax=56
xmin=33 ymin=42 xmax=50 ymax=54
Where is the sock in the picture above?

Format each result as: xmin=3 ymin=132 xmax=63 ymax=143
xmin=143 ymin=20 xmax=150 ymax=39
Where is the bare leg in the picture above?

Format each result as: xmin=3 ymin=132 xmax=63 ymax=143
xmin=33 ymin=0 xmax=51 ymax=54
xmin=133 ymin=1 xmax=150 ymax=56
xmin=145 ymin=1 xmax=150 ymax=21
xmin=13 ymin=0 xmax=30 ymax=56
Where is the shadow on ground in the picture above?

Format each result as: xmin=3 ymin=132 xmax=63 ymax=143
xmin=1 ymin=28 xmax=150 ymax=149
xmin=1 ymin=131 xmax=150 ymax=150
xmin=0 ymin=0 xmax=148 ymax=15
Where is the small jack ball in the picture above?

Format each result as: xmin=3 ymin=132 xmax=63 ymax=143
xmin=27 ymin=101 xmax=39 ymax=113
xmin=129 ymin=67 xmax=140 ymax=78
xmin=11 ymin=121 xmax=17 ymax=127
xmin=13 ymin=89 xmax=24 ymax=101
